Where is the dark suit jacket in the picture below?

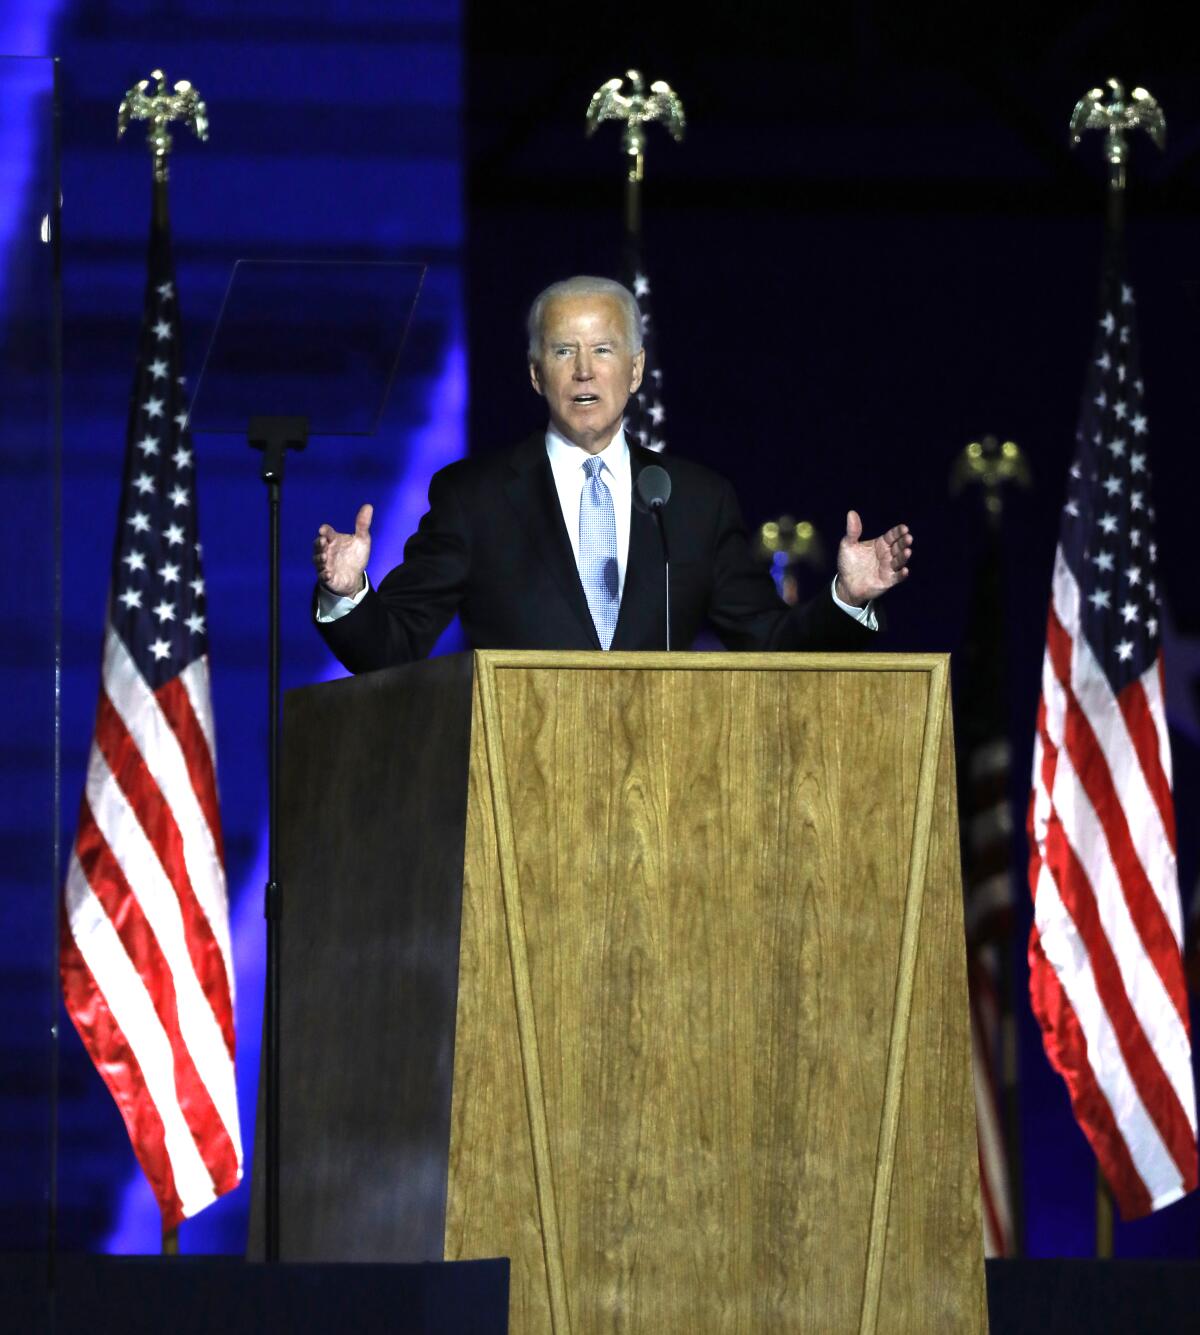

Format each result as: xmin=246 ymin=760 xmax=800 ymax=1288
xmin=317 ymin=433 xmax=877 ymax=673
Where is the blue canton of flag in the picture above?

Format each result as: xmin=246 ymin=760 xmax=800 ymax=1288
xmin=622 ymin=240 xmax=667 ymax=454
xmin=112 ymin=231 xmax=207 ymax=682
xmin=1060 ymin=261 xmax=1158 ymax=687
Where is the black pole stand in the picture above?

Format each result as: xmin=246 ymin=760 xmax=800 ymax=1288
xmin=247 ymin=414 xmax=308 ymax=1263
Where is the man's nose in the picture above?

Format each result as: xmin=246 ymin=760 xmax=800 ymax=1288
xmin=574 ymin=352 xmax=593 ymax=378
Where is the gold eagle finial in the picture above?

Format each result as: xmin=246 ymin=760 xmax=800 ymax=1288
xmin=1069 ymin=78 xmax=1164 ymax=192
xmin=950 ymin=436 xmax=1031 ymax=522
xmin=118 ymin=69 xmax=209 ymax=182
xmin=586 ymin=69 xmax=685 ymax=183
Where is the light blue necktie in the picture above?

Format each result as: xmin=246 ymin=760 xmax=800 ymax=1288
xmin=579 ymin=455 xmax=619 ymax=649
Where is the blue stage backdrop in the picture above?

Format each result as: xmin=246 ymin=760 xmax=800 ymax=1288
xmin=0 ymin=43 xmax=60 ymax=1263
xmin=2 ymin=0 xmax=464 ymax=1254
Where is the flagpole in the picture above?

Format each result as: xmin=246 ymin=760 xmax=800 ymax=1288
xmin=136 ymin=78 xmax=188 ymax=1260
xmin=587 ymin=68 xmax=684 ymax=250
xmin=1069 ymin=77 xmax=1168 ymax=1262
xmin=116 ymin=66 xmax=219 ymax=1253
xmin=981 ymin=465 xmax=1028 ymax=1258
xmin=153 ymin=173 xmax=168 ymax=231
xmin=998 ymin=938 xmax=1024 ymax=1255
xmin=1096 ymin=1169 xmax=1114 ymax=1258
xmin=586 ymin=70 xmax=684 ymax=458
xmin=984 ymin=485 xmax=1027 ymax=1258
xmin=1081 ymin=73 xmax=1190 ymax=1255
xmin=1096 ymin=145 xmax=1120 ymax=1272
xmin=1093 ymin=140 xmax=1121 ymax=1265
xmin=951 ymin=435 xmax=1031 ymax=1259
xmin=625 ymin=142 xmax=641 ymax=240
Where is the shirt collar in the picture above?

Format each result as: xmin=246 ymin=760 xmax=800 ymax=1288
xmin=545 ymin=423 xmax=630 ymax=484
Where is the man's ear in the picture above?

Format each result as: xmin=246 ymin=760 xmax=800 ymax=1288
xmin=529 ymin=358 xmax=545 ymax=397
xmin=629 ymin=347 xmax=646 ymax=396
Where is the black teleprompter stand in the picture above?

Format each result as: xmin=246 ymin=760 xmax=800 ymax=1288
xmin=187 ymin=256 xmax=426 ymax=1262
xmin=248 ymin=414 xmax=308 ymax=1263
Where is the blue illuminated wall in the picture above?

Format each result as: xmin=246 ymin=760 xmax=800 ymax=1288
xmin=3 ymin=0 xmax=464 ymax=1253
xmin=0 ymin=44 xmax=60 ymax=1261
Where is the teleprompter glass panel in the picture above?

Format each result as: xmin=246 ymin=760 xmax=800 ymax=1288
xmin=189 ymin=259 xmax=425 ymax=436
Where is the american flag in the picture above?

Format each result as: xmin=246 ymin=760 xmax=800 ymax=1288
xmin=60 ymin=203 xmax=242 ymax=1230
xmin=959 ymin=528 xmax=1018 ymax=1255
xmin=1027 ymin=237 xmax=1197 ymax=1218
xmin=622 ymin=241 xmax=667 ymax=453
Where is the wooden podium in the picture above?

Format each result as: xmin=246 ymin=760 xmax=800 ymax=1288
xmin=254 ymin=651 xmax=987 ymax=1333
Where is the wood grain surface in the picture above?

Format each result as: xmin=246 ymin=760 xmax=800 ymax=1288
xmin=876 ymin=701 xmax=989 ymax=1333
xmin=444 ymin=652 xmax=985 ymax=1334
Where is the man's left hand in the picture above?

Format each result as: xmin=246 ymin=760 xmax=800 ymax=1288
xmin=835 ymin=510 xmax=913 ymax=607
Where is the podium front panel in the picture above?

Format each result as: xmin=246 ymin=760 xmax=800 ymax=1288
xmin=444 ymin=653 xmax=985 ymax=1334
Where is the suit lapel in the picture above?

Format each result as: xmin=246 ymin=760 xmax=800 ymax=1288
xmin=502 ymin=433 xmax=601 ymax=648
xmin=612 ymin=445 xmax=666 ymax=650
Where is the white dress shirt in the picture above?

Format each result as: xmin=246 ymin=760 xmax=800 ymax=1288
xmin=545 ymin=425 xmax=632 ymax=599
xmin=316 ymin=427 xmax=877 ymax=630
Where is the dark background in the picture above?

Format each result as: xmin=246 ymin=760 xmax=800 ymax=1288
xmin=2 ymin=0 xmax=1199 ymax=1259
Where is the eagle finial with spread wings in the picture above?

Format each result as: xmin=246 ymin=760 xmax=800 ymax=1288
xmin=586 ymin=69 xmax=685 ymax=182
xmin=118 ymin=69 xmax=209 ymax=183
xmin=1069 ymin=77 xmax=1165 ymax=192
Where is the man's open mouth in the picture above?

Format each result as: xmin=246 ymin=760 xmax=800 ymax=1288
xmin=572 ymin=394 xmax=599 ymax=404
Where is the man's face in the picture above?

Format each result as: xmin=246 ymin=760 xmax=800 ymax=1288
xmin=529 ymin=293 xmax=645 ymax=454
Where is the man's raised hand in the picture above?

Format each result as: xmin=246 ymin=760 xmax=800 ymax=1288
xmin=834 ymin=510 xmax=913 ymax=607
xmin=313 ymin=503 xmax=373 ymax=597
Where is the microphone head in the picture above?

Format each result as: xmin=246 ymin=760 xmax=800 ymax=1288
xmin=636 ymin=464 xmax=672 ymax=512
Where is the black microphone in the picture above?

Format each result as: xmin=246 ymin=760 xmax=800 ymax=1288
xmin=636 ymin=466 xmax=672 ymax=650
xmin=636 ymin=464 xmax=671 ymax=513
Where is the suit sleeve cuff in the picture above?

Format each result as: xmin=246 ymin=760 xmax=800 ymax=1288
xmin=315 ymin=574 xmax=370 ymax=623
xmin=830 ymin=576 xmax=878 ymax=631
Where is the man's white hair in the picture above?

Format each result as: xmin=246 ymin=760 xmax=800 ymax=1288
xmin=526 ymin=275 xmax=643 ymax=360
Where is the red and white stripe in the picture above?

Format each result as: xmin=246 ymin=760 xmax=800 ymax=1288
xmin=965 ymin=740 xmax=1015 ymax=941
xmin=1028 ymin=551 xmax=1197 ymax=1217
xmin=963 ymin=736 xmax=1017 ymax=1257
xmin=61 ymin=628 xmax=242 ymax=1228
xmin=971 ymin=947 xmax=1014 ymax=1256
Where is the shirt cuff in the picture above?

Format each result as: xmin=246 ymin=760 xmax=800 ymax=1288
xmin=315 ymin=575 xmax=369 ymax=623
xmin=830 ymin=576 xmax=878 ymax=631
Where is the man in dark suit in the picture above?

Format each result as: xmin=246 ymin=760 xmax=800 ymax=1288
xmin=313 ymin=276 xmax=912 ymax=672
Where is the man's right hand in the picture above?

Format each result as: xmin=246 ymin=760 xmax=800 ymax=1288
xmin=313 ymin=503 xmax=373 ymax=596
